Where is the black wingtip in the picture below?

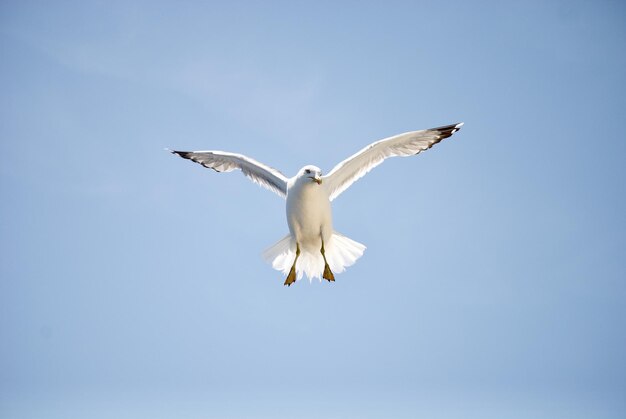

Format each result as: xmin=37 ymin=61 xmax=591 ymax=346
xmin=431 ymin=122 xmax=464 ymax=140
xmin=169 ymin=149 xmax=192 ymax=159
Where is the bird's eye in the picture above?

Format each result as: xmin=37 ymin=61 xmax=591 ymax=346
xmin=305 ymin=169 xmax=311 ymax=174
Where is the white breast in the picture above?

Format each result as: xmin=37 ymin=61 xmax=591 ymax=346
xmin=286 ymin=181 xmax=333 ymax=250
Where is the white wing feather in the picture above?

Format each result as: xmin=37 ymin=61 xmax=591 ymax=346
xmin=170 ymin=150 xmax=289 ymax=198
xmin=322 ymin=123 xmax=464 ymax=201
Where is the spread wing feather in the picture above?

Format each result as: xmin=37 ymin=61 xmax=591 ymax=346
xmin=170 ymin=150 xmax=289 ymax=198
xmin=322 ymin=123 xmax=463 ymax=201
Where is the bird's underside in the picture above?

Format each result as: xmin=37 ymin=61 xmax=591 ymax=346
xmin=170 ymin=122 xmax=463 ymax=285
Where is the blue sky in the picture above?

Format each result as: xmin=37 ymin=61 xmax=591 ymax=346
xmin=1 ymin=1 xmax=625 ymax=418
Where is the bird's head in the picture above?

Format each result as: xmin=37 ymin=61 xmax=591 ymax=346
xmin=297 ymin=165 xmax=323 ymax=185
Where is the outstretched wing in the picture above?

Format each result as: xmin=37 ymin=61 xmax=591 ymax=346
xmin=322 ymin=123 xmax=463 ymax=201
xmin=169 ymin=150 xmax=289 ymax=198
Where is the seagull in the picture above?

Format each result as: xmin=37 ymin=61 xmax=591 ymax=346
xmin=170 ymin=122 xmax=463 ymax=286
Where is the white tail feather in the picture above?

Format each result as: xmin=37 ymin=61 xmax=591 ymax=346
xmin=263 ymin=232 xmax=366 ymax=282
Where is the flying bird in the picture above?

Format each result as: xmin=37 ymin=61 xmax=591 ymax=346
xmin=170 ymin=122 xmax=463 ymax=286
